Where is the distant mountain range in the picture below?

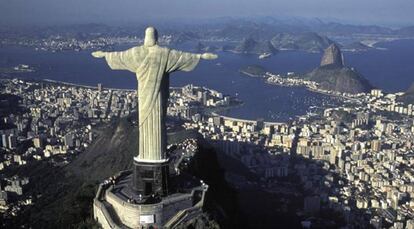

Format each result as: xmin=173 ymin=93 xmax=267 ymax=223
xmin=4 ymin=17 xmax=414 ymax=46
xmin=270 ymin=32 xmax=334 ymax=52
xmin=3 ymin=18 xmax=414 ymax=57
xmin=304 ymin=44 xmax=373 ymax=94
xmin=230 ymin=38 xmax=277 ymax=55
xmin=222 ymin=32 xmax=336 ymax=55
xmin=396 ymin=26 xmax=414 ymax=36
xmin=202 ymin=19 xmax=396 ymax=40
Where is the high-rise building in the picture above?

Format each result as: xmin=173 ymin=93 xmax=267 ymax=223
xmin=202 ymin=91 xmax=208 ymax=106
xmin=371 ymin=139 xmax=381 ymax=152
xmin=64 ymin=133 xmax=74 ymax=148
xmin=0 ymin=191 xmax=7 ymax=206
xmin=33 ymin=137 xmax=44 ymax=149
xmin=1 ymin=134 xmax=7 ymax=148
xmin=8 ymin=135 xmax=17 ymax=149
xmin=88 ymin=132 xmax=93 ymax=142
xmin=213 ymin=116 xmax=223 ymax=126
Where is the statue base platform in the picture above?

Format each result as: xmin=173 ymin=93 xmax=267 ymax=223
xmin=131 ymin=160 xmax=170 ymax=198
xmin=93 ymin=170 xmax=208 ymax=229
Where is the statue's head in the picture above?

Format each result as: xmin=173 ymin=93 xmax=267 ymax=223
xmin=144 ymin=27 xmax=158 ymax=47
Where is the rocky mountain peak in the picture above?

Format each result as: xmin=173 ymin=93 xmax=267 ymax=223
xmin=320 ymin=43 xmax=344 ymax=68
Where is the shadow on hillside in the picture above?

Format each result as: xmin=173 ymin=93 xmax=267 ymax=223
xmin=3 ymin=116 xmax=348 ymax=229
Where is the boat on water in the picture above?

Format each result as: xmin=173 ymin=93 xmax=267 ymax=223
xmin=258 ymin=53 xmax=271 ymax=59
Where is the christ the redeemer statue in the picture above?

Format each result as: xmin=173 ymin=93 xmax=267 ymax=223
xmin=92 ymin=27 xmax=217 ymax=164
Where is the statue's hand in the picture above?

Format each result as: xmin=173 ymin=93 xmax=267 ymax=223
xmin=92 ymin=51 xmax=106 ymax=58
xmin=201 ymin=53 xmax=218 ymax=60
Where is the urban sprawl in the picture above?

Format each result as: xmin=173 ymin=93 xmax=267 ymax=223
xmin=0 ymin=78 xmax=414 ymax=228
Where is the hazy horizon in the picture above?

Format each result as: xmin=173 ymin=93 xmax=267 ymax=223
xmin=1 ymin=0 xmax=414 ymax=27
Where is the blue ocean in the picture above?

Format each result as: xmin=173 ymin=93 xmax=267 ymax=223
xmin=1 ymin=39 xmax=413 ymax=121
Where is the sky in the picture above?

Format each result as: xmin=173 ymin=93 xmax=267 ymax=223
xmin=1 ymin=0 xmax=413 ymax=27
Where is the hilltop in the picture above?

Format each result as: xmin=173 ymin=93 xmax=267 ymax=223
xmin=304 ymin=44 xmax=373 ymax=94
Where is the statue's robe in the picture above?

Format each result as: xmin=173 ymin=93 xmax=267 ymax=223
xmin=104 ymin=45 xmax=200 ymax=162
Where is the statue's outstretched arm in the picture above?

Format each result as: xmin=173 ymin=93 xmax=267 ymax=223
xmin=200 ymin=53 xmax=218 ymax=60
xmin=167 ymin=50 xmax=218 ymax=73
xmin=91 ymin=51 xmax=106 ymax=58
xmin=91 ymin=47 xmax=142 ymax=72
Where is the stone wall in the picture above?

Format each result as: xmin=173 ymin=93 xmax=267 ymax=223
xmin=162 ymin=194 xmax=193 ymax=221
xmin=106 ymin=187 xmax=163 ymax=228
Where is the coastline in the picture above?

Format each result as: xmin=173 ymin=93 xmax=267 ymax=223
xmin=239 ymin=70 xmax=360 ymax=100
xmin=362 ymin=37 xmax=414 ymax=49
xmin=42 ymin=79 xmax=136 ymax=92
xmin=265 ymin=79 xmax=358 ymax=100
xmin=211 ymin=111 xmax=285 ymax=126
xmin=5 ymin=77 xmax=272 ymax=124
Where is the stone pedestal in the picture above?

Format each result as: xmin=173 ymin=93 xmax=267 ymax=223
xmin=131 ymin=160 xmax=169 ymax=197
xmin=93 ymin=171 xmax=208 ymax=229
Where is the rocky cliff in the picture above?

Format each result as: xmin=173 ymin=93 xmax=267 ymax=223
xmin=320 ymin=43 xmax=344 ymax=68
